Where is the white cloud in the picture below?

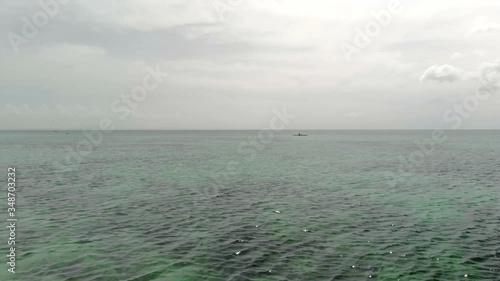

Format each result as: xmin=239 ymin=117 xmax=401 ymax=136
xmin=451 ymin=50 xmax=486 ymax=60
xmin=348 ymin=111 xmax=365 ymax=118
xmin=3 ymin=104 xmax=103 ymax=116
xmin=0 ymin=104 xmax=108 ymax=130
xmin=419 ymin=64 xmax=463 ymax=83
xmin=466 ymin=17 xmax=500 ymax=36
xmin=476 ymin=60 xmax=500 ymax=88
xmin=473 ymin=49 xmax=486 ymax=57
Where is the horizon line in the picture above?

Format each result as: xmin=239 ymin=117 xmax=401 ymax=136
xmin=2 ymin=129 xmax=500 ymax=131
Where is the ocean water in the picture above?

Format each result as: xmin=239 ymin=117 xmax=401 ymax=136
xmin=0 ymin=130 xmax=499 ymax=281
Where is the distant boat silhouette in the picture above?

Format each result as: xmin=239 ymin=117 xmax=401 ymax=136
xmin=293 ymin=133 xmax=308 ymax=136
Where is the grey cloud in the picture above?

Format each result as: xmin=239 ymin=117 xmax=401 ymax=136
xmin=1 ymin=0 xmax=500 ymax=129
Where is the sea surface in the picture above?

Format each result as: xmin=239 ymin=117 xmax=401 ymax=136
xmin=0 ymin=130 xmax=499 ymax=281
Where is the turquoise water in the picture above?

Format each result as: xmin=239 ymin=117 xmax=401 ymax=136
xmin=0 ymin=130 xmax=499 ymax=280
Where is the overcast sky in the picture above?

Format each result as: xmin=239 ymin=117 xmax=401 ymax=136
xmin=1 ymin=0 xmax=499 ymax=130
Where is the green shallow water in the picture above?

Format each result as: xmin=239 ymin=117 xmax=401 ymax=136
xmin=0 ymin=130 xmax=499 ymax=280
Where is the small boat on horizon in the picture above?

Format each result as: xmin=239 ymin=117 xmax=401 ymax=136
xmin=293 ymin=133 xmax=308 ymax=136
